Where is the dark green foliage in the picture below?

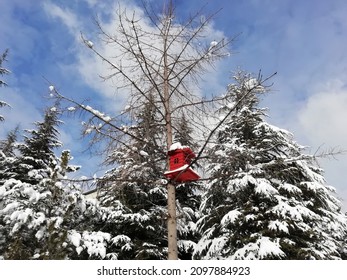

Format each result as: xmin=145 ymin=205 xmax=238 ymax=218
xmin=0 ymin=105 xmax=126 ymax=259
xmin=0 ymin=126 xmax=19 ymax=157
xmin=98 ymin=98 xmax=168 ymax=259
xmin=4 ymin=106 xmax=63 ymax=185
xmin=194 ymin=71 xmax=347 ymax=260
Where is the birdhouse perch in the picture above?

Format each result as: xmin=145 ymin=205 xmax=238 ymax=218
xmin=164 ymin=142 xmax=200 ymax=183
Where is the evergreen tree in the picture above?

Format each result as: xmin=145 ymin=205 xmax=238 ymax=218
xmin=0 ymin=149 xmax=127 ymax=259
xmin=0 ymin=127 xmax=19 ymax=187
xmin=194 ymin=71 xmax=347 ymax=260
xmin=176 ymin=179 xmax=202 ymax=259
xmin=98 ymin=98 xmax=168 ymax=259
xmin=0 ymin=106 xmax=128 ymax=260
xmin=174 ymin=113 xmax=198 ymax=150
xmin=19 ymin=106 xmax=62 ymax=163
xmin=0 ymin=49 xmax=10 ymax=122
xmin=10 ymin=106 xmax=63 ymax=185
xmin=0 ymin=126 xmax=19 ymax=157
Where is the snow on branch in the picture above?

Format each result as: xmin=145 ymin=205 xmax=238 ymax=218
xmin=45 ymin=82 xmax=153 ymax=149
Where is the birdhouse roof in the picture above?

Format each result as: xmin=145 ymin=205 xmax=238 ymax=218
xmin=168 ymin=142 xmax=188 ymax=151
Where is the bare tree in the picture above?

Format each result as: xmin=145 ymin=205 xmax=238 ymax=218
xmin=53 ymin=0 xmax=232 ymax=259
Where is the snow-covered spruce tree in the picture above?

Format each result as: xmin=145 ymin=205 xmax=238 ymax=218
xmin=174 ymin=113 xmax=198 ymax=150
xmin=11 ymin=106 xmax=63 ymax=185
xmin=97 ymin=97 xmax=169 ymax=259
xmin=0 ymin=106 xmax=128 ymax=259
xmin=0 ymin=126 xmax=19 ymax=157
xmin=0 ymin=149 xmax=125 ymax=259
xmin=172 ymin=115 xmax=203 ymax=259
xmin=194 ymin=71 xmax=347 ymax=260
xmin=0 ymin=127 xmax=19 ymax=184
xmin=0 ymin=49 xmax=10 ymax=122
xmin=0 ymin=105 xmax=65 ymax=258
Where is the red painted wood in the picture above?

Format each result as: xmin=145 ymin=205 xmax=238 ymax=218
xmin=164 ymin=146 xmax=200 ymax=182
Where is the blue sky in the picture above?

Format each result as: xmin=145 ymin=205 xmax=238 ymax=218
xmin=1 ymin=0 xmax=347 ymax=209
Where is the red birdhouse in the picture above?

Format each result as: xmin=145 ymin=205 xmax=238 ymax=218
xmin=164 ymin=142 xmax=200 ymax=183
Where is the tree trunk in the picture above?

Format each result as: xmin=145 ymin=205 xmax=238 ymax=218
xmin=167 ymin=182 xmax=177 ymax=259
xmin=162 ymin=4 xmax=178 ymax=259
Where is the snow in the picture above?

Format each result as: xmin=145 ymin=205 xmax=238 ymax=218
xmin=33 ymin=253 xmax=40 ymax=259
xmin=268 ymin=220 xmax=289 ymax=234
xmin=279 ymin=183 xmax=302 ymax=194
xmin=103 ymin=116 xmax=111 ymax=122
xmin=210 ymin=40 xmax=218 ymax=47
xmin=86 ymin=40 xmax=94 ymax=48
xmin=244 ymin=78 xmax=258 ymax=89
xmin=254 ymin=179 xmax=278 ymax=197
xmin=226 ymin=102 xmax=236 ymax=109
xmin=258 ymin=237 xmax=285 ymax=259
xmin=32 ymin=212 xmax=45 ymax=227
xmin=177 ymin=240 xmax=196 ymax=253
xmin=0 ymin=185 xmax=5 ymax=197
xmin=206 ymin=236 xmax=228 ymax=259
xmin=221 ymin=209 xmax=241 ymax=226
xmin=207 ymin=40 xmax=219 ymax=56
xmin=82 ymin=231 xmax=111 ymax=259
xmin=231 ymin=236 xmax=285 ymax=260
xmin=69 ymin=231 xmax=81 ymax=247
xmin=28 ymin=170 xmax=44 ymax=181
xmin=23 ymin=185 xmax=40 ymax=202
xmin=35 ymin=228 xmax=45 ymax=240
xmin=85 ymin=128 xmax=93 ymax=134
xmin=54 ymin=216 xmax=63 ymax=228
xmin=67 ymin=106 xmax=76 ymax=112
xmin=270 ymin=198 xmax=319 ymax=221
xmin=139 ymin=150 xmax=149 ymax=157
xmin=81 ymin=105 xmax=112 ymax=123
xmin=168 ymin=142 xmax=184 ymax=151
xmin=111 ymin=235 xmax=131 ymax=245
xmin=228 ymin=174 xmax=257 ymax=191
xmin=160 ymin=179 xmax=168 ymax=185
xmin=49 ymin=85 xmax=54 ymax=92
xmin=76 ymin=246 xmax=83 ymax=255
xmin=2 ymin=201 xmax=20 ymax=213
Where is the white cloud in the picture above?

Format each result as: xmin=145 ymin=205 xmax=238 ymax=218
xmin=43 ymin=2 xmax=80 ymax=37
xmin=299 ymin=79 xmax=347 ymax=148
xmin=0 ymin=87 xmax=41 ymax=139
xmin=298 ymin=79 xmax=347 ymax=210
xmin=45 ymin=0 xmax=229 ymax=114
